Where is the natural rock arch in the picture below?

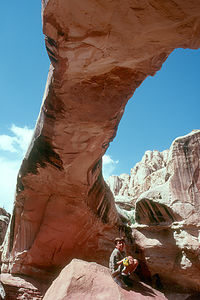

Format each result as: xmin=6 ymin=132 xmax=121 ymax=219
xmin=2 ymin=0 xmax=200 ymax=285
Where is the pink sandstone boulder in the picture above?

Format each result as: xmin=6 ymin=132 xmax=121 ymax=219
xmin=2 ymin=0 xmax=200 ymax=289
xmin=43 ymin=259 xmax=167 ymax=300
xmin=0 ymin=273 xmax=45 ymax=300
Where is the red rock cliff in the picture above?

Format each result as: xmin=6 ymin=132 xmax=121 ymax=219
xmin=2 ymin=0 xmax=200 ymax=281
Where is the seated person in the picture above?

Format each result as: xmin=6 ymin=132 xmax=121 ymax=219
xmin=109 ymin=237 xmax=138 ymax=288
xmin=122 ymin=256 xmax=139 ymax=275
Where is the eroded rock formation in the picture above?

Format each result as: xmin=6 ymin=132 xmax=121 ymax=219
xmin=43 ymin=259 xmax=167 ymax=300
xmin=107 ymin=150 xmax=169 ymax=219
xmin=108 ymin=150 xmax=169 ymax=202
xmin=0 ymin=282 xmax=5 ymax=300
xmin=108 ymin=131 xmax=200 ymax=295
xmin=0 ymin=208 xmax=10 ymax=246
xmin=0 ymin=208 xmax=10 ymax=270
xmin=0 ymin=274 xmax=45 ymax=300
xmin=133 ymin=130 xmax=200 ymax=294
xmin=2 ymin=0 xmax=200 ymax=292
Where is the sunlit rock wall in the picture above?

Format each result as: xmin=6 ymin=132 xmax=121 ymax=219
xmin=0 ymin=208 xmax=10 ymax=246
xmin=0 ymin=207 xmax=10 ymax=268
xmin=133 ymin=130 xmax=200 ymax=292
xmin=2 ymin=0 xmax=200 ymax=282
xmin=107 ymin=150 xmax=169 ymax=220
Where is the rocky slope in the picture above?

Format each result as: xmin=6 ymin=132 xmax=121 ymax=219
xmin=1 ymin=1 xmax=200 ymax=298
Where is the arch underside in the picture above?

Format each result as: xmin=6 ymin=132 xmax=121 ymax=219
xmin=2 ymin=0 xmax=200 ymax=284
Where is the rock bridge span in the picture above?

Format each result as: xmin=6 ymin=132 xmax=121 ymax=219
xmin=2 ymin=0 xmax=200 ymax=282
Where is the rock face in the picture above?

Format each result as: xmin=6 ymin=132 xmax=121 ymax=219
xmin=0 ymin=208 xmax=10 ymax=269
xmin=2 ymin=0 xmax=200 ymax=285
xmin=133 ymin=130 xmax=200 ymax=293
xmin=107 ymin=150 xmax=169 ymax=202
xmin=107 ymin=150 xmax=168 ymax=219
xmin=0 ymin=208 xmax=10 ymax=246
xmin=0 ymin=282 xmax=5 ymax=300
xmin=108 ymin=131 xmax=200 ymax=294
xmin=43 ymin=259 xmax=167 ymax=300
xmin=0 ymin=274 xmax=45 ymax=300
xmin=106 ymin=174 xmax=135 ymax=221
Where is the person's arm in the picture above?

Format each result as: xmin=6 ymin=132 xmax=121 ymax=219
xmin=116 ymin=259 xmax=124 ymax=265
xmin=124 ymin=258 xmax=139 ymax=275
xmin=109 ymin=252 xmax=123 ymax=277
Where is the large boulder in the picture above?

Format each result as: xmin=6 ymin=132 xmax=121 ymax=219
xmin=133 ymin=130 xmax=200 ymax=294
xmin=0 ymin=274 xmax=45 ymax=300
xmin=43 ymin=259 xmax=167 ymax=300
xmin=2 ymin=0 xmax=200 ymax=284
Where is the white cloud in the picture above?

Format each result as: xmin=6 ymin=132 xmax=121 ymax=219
xmin=102 ymin=154 xmax=119 ymax=179
xmin=0 ymin=135 xmax=18 ymax=152
xmin=0 ymin=125 xmax=33 ymax=155
xmin=11 ymin=124 xmax=34 ymax=153
xmin=0 ymin=157 xmax=20 ymax=213
xmin=0 ymin=125 xmax=34 ymax=213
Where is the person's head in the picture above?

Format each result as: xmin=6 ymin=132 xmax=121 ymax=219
xmin=114 ymin=237 xmax=125 ymax=252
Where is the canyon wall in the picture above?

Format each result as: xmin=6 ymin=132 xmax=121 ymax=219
xmin=0 ymin=208 xmax=10 ymax=247
xmin=107 ymin=149 xmax=169 ymax=220
xmin=0 ymin=208 xmax=10 ymax=269
xmin=108 ymin=130 xmax=200 ymax=294
xmin=2 ymin=0 xmax=200 ymax=286
xmin=133 ymin=130 xmax=200 ymax=293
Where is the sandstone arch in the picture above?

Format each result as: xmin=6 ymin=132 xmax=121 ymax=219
xmin=2 ymin=0 xmax=200 ymax=286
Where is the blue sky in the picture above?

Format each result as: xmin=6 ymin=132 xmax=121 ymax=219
xmin=0 ymin=2 xmax=199 ymax=212
xmin=103 ymin=48 xmax=200 ymax=177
